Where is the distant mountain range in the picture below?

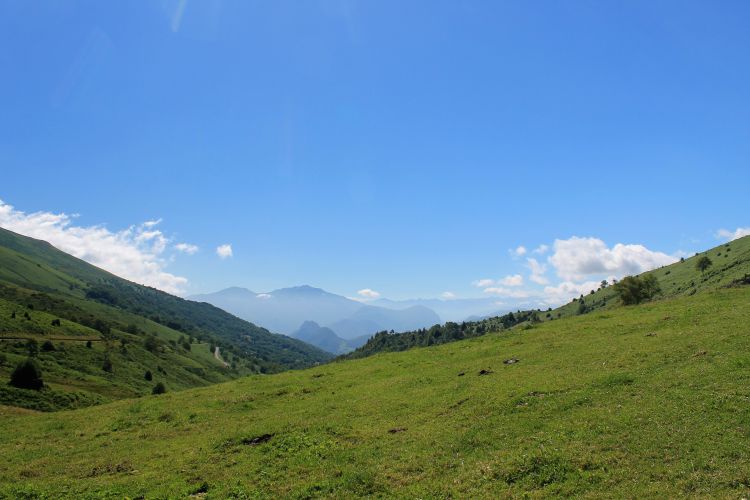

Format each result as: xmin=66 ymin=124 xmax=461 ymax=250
xmin=372 ymin=297 xmax=509 ymax=322
xmin=189 ymin=286 xmax=443 ymax=352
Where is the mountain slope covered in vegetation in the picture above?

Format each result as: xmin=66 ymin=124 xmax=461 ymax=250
xmin=0 ymin=228 xmax=331 ymax=410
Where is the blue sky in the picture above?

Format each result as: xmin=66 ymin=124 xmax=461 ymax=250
xmin=1 ymin=1 xmax=748 ymax=303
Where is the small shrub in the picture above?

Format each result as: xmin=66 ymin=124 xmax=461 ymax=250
xmin=152 ymin=382 xmax=166 ymax=395
xmin=144 ymin=335 xmax=159 ymax=352
xmin=86 ymin=340 xmax=93 ymax=349
xmin=9 ymin=359 xmax=44 ymax=390
xmin=41 ymin=340 xmax=55 ymax=352
xmin=144 ymin=370 xmax=153 ymax=381
xmin=696 ymin=255 xmax=712 ymax=273
xmin=613 ymin=274 xmax=661 ymax=305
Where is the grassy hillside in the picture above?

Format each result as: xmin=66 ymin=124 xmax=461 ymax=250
xmin=350 ymin=236 xmax=750 ymax=358
xmin=548 ymin=235 xmax=750 ymax=321
xmin=1 ymin=285 xmax=748 ymax=497
xmin=0 ymin=228 xmax=331 ymax=410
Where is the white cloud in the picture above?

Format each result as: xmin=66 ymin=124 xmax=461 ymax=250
xmin=541 ymin=280 xmax=603 ymax=307
xmin=0 ymin=199 xmax=188 ymax=294
xmin=143 ymin=219 xmax=162 ymax=228
xmin=440 ymin=291 xmax=456 ymax=300
xmin=472 ymin=278 xmax=495 ymax=288
xmin=174 ymin=242 xmax=199 ymax=255
xmin=717 ymin=227 xmax=750 ymax=242
xmin=499 ymin=274 xmax=524 ymax=287
xmin=256 ymin=293 xmax=272 ymax=300
xmin=526 ymin=258 xmax=549 ymax=285
xmin=216 ymin=244 xmax=233 ymax=259
xmin=548 ymin=236 xmax=676 ymax=281
xmin=511 ymin=245 xmax=527 ymax=257
xmin=357 ymin=288 xmax=380 ymax=299
xmin=533 ymin=244 xmax=549 ymax=255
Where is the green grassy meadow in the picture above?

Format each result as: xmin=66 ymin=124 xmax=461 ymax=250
xmin=2 ymin=286 xmax=749 ymax=498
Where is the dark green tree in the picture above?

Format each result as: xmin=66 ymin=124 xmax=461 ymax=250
xmin=696 ymin=255 xmax=712 ymax=273
xmin=144 ymin=370 xmax=153 ymax=381
xmin=41 ymin=340 xmax=55 ymax=352
xmin=152 ymin=382 xmax=166 ymax=395
xmin=144 ymin=335 xmax=159 ymax=352
xmin=9 ymin=358 xmax=44 ymax=390
xmin=613 ymin=275 xmax=661 ymax=305
xmin=577 ymin=300 xmax=588 ymax=315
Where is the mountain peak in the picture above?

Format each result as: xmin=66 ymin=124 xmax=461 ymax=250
xmin=272 ymin=285 xmax=330 ymax=297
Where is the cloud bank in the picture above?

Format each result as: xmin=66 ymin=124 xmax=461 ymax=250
xmin=477 ymin=235 xmax=680 ymax=309
xmin=548 ymin=237 xmax=677 ymax=282
xmin=0 ymin=199 xmax=190 ymax=294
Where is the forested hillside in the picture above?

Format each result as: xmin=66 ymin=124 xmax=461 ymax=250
xmin=0 ymin=228 xmax=330 ymax=410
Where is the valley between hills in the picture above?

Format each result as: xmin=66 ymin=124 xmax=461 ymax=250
xmin=0 ymin=228 xmax=749 ymax=497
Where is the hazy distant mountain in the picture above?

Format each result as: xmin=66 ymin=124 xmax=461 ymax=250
xmin=291 ymin=321 xmax=370 ymax=355
xmin=189 ymin=285 xmax=440 ymax=340
xmin=373 ymin=297 xmax=509 ymax=323
xmin=329 ymin=304 xmax=441 ymax=338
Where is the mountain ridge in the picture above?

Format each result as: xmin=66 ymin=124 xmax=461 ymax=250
xmin=0 ymin=227 xmax=331 ymax=411
xmin=189 ymin=285 xmax=442 ymax=341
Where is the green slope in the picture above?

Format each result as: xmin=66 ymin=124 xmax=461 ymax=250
xmin=349 ymin=236 xmax=750 ymax=358
xmin=548 ymin=235 xmax=750 ymax=321
xmin=1 ymin=286 xmax=748 ymax=497
xmin=0 ymin=227 xmax=331 ymax=410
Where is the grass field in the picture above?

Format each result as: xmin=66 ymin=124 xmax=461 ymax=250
xmin=1 ymin=286 xmax=748 ymax=498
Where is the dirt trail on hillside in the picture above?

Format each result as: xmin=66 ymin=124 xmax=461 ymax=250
xmin=214 ymin=346 xmax=229 ymax=367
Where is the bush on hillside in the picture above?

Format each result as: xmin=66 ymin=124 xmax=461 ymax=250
xmin=152 ymin=382 xmax=166 ymax=395
xmin=26 ymin=339 xmax=38 ymax=356
xmin=9 ymin=358 xmax=44 ymax=390
xmin=696 ymin=255 xmax=713 ymax=273
xmin=614 ymin=275 xmax=661 ymax=305
xmin=144 ymin=370 xmax=153 ymax=381
xmin=41 ymin=340 xmax=55 ymax=352
xmin=144 ymin=335 xmax=159 ymax=352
